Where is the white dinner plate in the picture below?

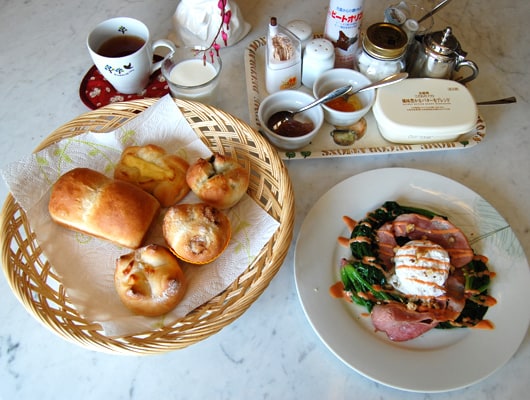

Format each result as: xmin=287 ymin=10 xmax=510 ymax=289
xmin=294 ymin=167 xmax=530 ymax=392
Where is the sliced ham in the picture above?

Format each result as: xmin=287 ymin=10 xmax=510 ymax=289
xmin=390 ymin=214 xmax=474 ymax=268
xmin=371 ymin=303 xmax=438 ymax=341
xmin=371 ymin=270 xmax=466 ymax=342
xmin=445 ymin=248 xmax=476 ymax=270
xmin=439 ymin=268 xmax=466 ymax=315
xmin=375 ymin=222 xmax=397 ymax=271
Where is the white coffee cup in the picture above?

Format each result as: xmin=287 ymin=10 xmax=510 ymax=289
xmin=87 ymin=17 xmax=176 ymax=94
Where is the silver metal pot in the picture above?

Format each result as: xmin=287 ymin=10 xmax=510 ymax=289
xmin=409 ymin=26 xmax=479 ymax=84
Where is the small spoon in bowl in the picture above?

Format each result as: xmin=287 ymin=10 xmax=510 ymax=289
xmin=268 ymin=72 xmax=409 ymax=132
xmin=267 ymin=84 xmax=353 ymax=133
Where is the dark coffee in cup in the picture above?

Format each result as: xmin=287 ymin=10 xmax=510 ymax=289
xmin=97 ymin=35 xmax=145 ymax=58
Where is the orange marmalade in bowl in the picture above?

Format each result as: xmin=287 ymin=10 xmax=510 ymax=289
xmin=325 ymin=94 xmax=363 ymax=112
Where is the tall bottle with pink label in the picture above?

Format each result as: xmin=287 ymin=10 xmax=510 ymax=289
xmin=324 ymin=0 xmax=365 ymax=68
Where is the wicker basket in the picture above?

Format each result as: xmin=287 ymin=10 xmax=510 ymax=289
xmin=1 ymin=98 xmax=294 ymax=355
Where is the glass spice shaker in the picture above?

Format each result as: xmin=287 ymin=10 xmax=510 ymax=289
xmin=356 ymin=22 xmax=408 ymax=82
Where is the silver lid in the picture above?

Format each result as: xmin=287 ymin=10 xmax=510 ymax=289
xmin=426 ymin=27 xmax=460 ymax=55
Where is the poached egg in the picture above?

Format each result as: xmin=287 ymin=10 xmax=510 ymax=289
xmin=390 ymin=240 xmax=451 ymax=297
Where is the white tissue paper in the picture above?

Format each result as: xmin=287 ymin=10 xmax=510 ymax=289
xmin=1 ymin=95 xmax=280 ymax=337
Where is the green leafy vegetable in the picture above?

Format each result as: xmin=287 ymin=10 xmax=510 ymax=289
xmin=437 ymin=258 xmax=492 ymax=329
xmin=340 ymin=262 xmax=399 ymax=311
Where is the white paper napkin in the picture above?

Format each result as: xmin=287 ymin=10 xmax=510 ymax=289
xmin=1 ymin=95 xmax=280 ymax=337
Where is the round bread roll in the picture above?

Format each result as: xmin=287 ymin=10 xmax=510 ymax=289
xmin=115 ymin=244 xmax=187 ymax=317
xmin=114 ymin=144 xmax=190 ymax=207
xmin=163 ymin=203 xmax=231 ymax=264
xmin=186 ymin=152 xmax=249 ymax=209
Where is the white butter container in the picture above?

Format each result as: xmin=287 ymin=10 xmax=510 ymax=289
xmin=372 ymin=78 xmax=478 ymax=144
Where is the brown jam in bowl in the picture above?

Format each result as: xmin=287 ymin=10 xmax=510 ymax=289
xmin=267 ymin=118 xmax=314 ymax=137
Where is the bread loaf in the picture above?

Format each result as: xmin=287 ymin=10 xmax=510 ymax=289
xmin=115 ymin=244 xmax=187 ymax=316
xmin=186 ymin=153 xmax=249 ymax=209
xmin=114 ymin=144 xmax=190 ymax=207
xmin=48 ymin=168 xmax=160 ymax=249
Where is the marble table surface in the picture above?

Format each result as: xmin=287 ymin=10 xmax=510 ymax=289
xmin=1 ymin=0 xmax=529 ymax=399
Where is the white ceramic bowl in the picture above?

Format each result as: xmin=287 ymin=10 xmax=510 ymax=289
xmin=313 ymin=68 xmax=375 ymax=127
xmin=258 ymin=90 xmax=324 ymax=151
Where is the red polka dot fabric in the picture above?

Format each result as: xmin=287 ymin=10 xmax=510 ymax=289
xmin=79 ymin=63 xmax=169 ymax=110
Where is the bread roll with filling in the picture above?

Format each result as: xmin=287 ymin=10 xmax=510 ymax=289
xmin=114 ymin=144 xmax=190 ymax=207
xmin=48 ymin=167 xmax=160 ymax=249
xmin=186 ymin=152 xmax=249 ymax=209
xmin=163 ymin=203 xmax=231 ymax=264
xmin=115 ymin=244 xmax=187 ymax=317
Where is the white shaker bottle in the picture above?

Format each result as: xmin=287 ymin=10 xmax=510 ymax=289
xmin=302 ymin=38 xmax=335 ymax=88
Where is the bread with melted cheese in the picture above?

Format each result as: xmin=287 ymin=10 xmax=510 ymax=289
xmin=114 ymin=144 xmax=190 ymax=207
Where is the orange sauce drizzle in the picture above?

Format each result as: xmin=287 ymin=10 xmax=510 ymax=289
xmin=342 ymin=215 xmax=357 ymax=232
xmin=472 ymin=319 xmax=495 ymax=330
xmin=337 ymin=236 xmax=350 ymax=247
xmin=329 ymin=281 xmax=352 ymax=302
xmin=395 ymin=264 xmax=450 ymax=273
